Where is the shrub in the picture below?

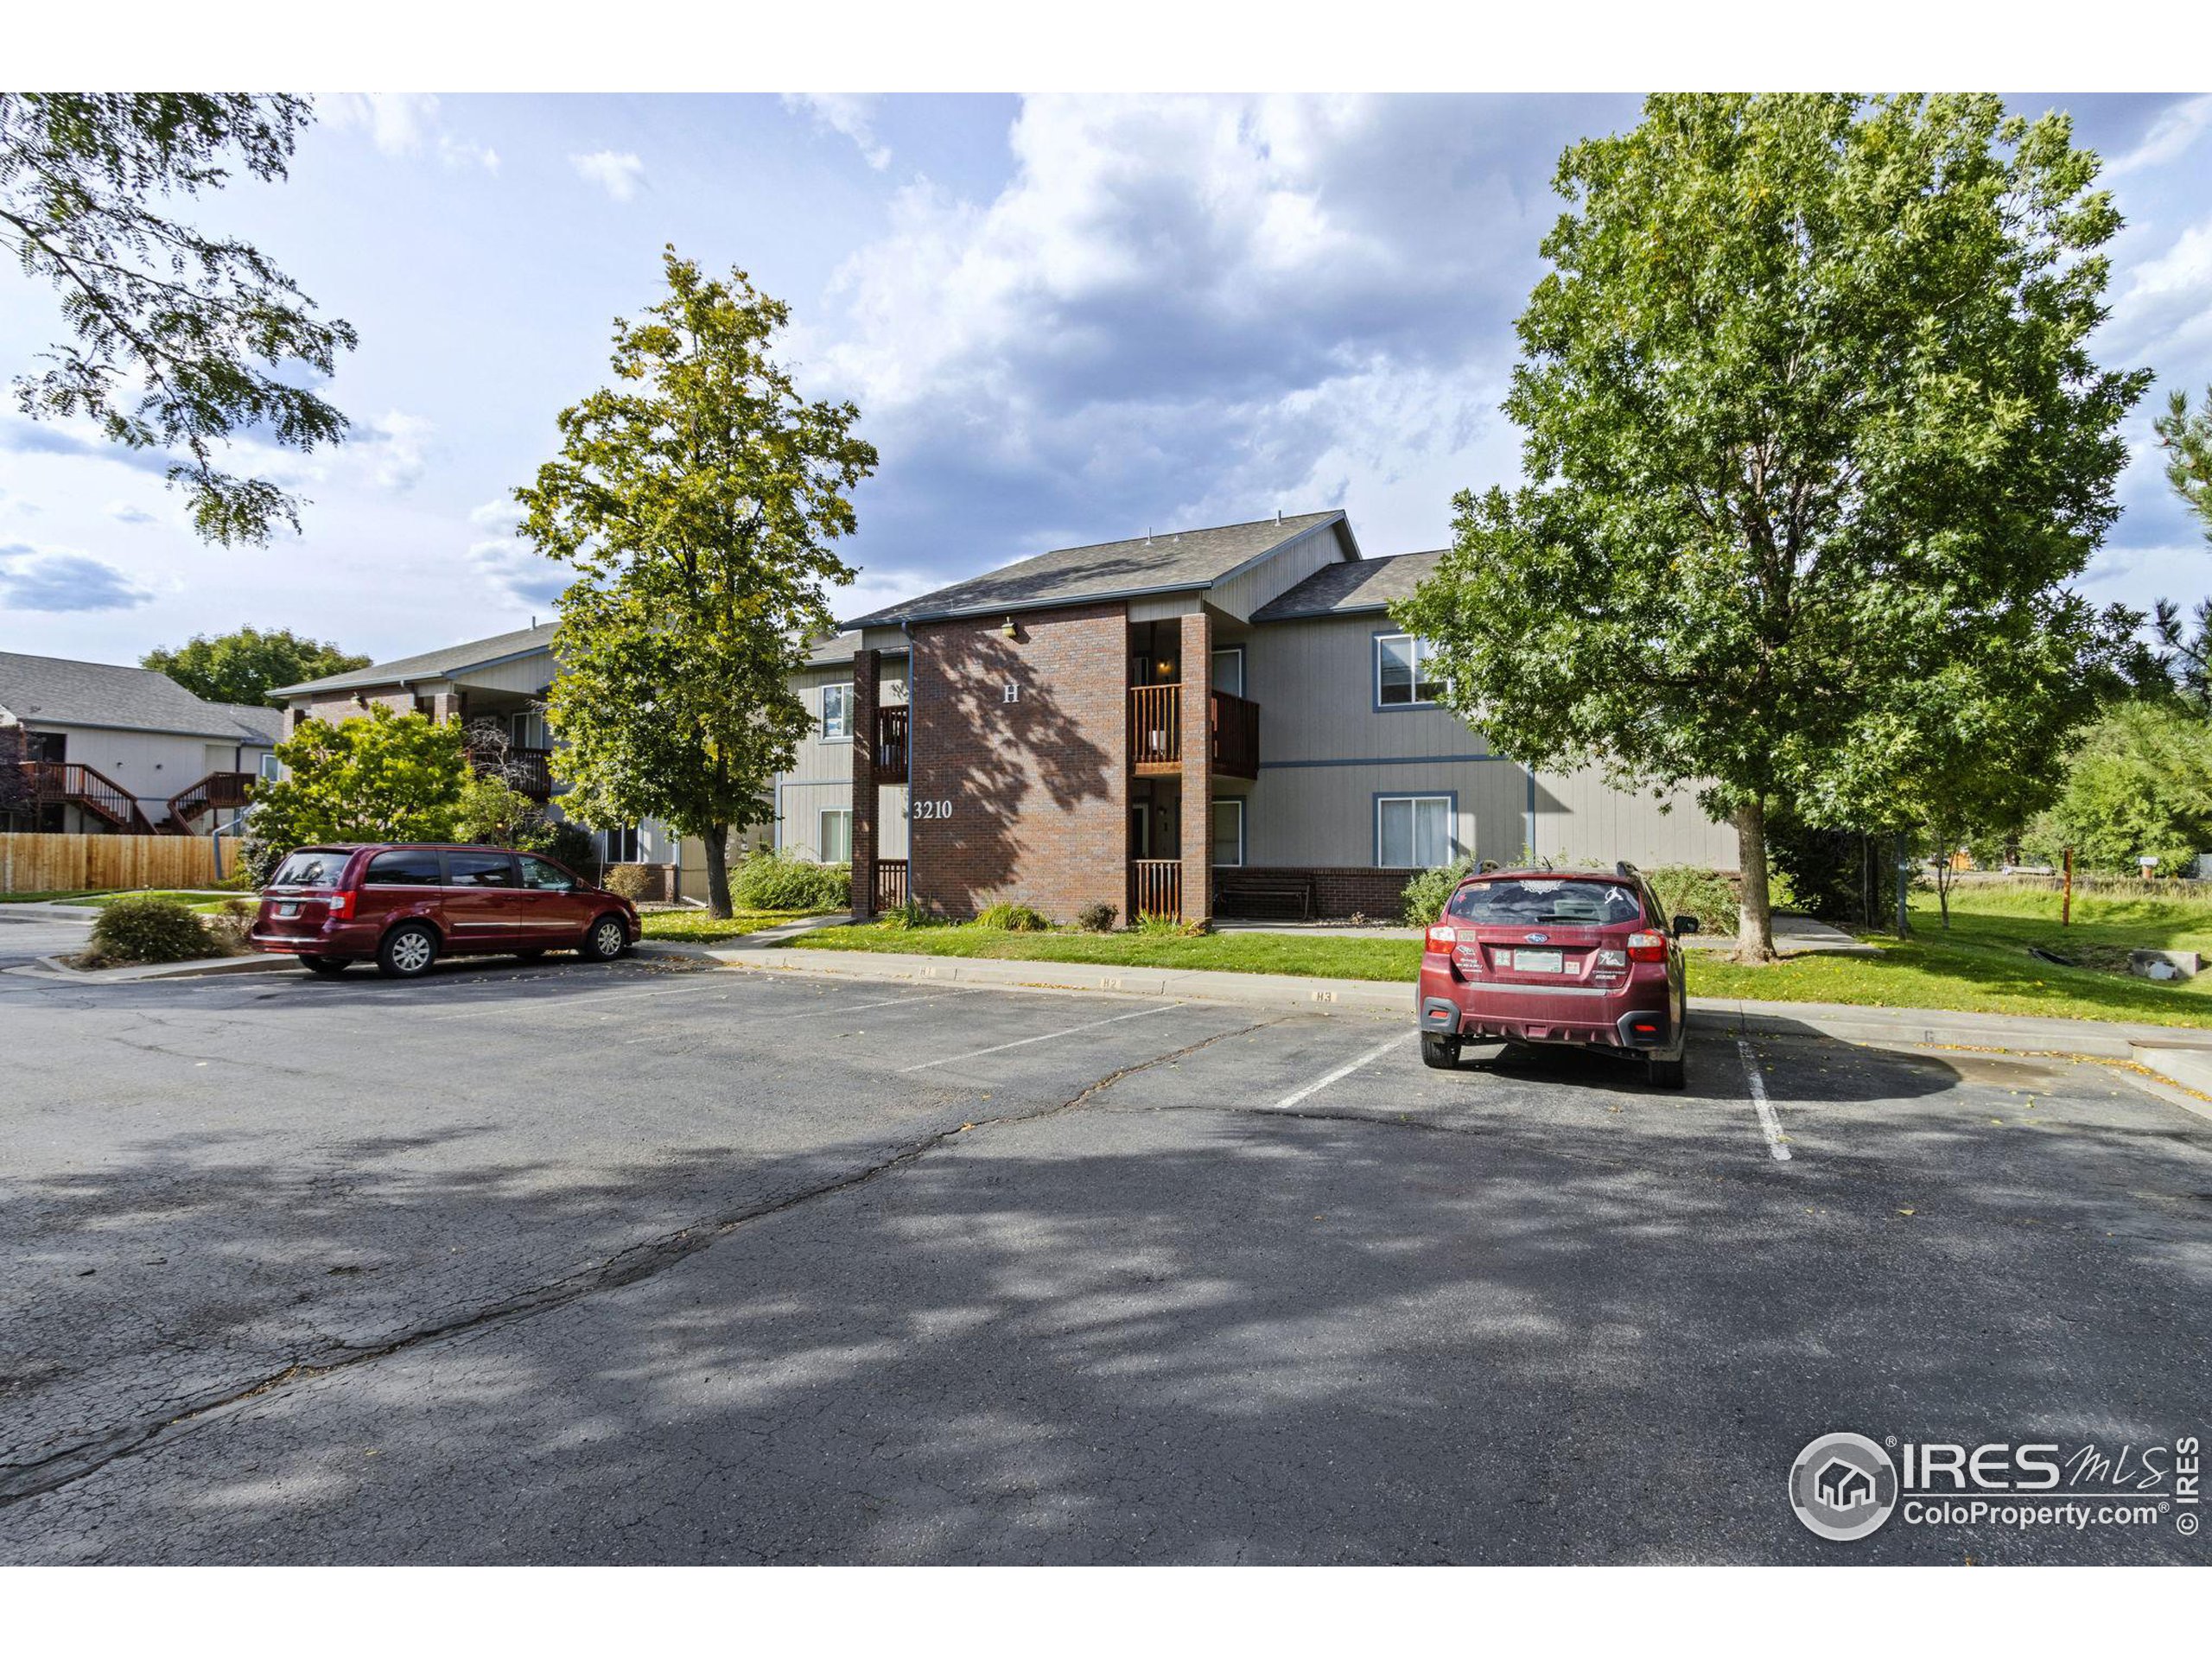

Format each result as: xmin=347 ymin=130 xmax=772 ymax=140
xmin=730 ymin=849 xmax=850 ymax=912
xmin=1133 ymin=912 xmax=1209 ymax=938
xmin=881 ymin=897 xmax=934 ymax=930
xmin=1645 ymin=865 xmax=1739 ymax=936
xmin=1399 ymin=855 xmax=1478 ymax=926
xmin=976 ymin=900 xmax=1052 ymax=932
xmin=533 ymin=821 xmax=601 ymax=881
xmin=88 ymin=895 xmax=213 ymax=965
xmin=601 ymin=864 xmax=654 ymax=901
xmin=200 ymin=899 xmax=257 ymax=954
xmin=1075 ymin=901 xmax=1117 ymax=933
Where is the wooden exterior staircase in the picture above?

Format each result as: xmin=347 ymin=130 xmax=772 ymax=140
xmin=22 ymin=761 xmax=157 ymax=834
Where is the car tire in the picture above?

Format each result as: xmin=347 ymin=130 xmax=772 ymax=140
xmin=1420 ymin=1032 xmax=1463 ymax=1071
xmin=378 ymin=923 xmax=439 ymax=980
xmin=1647 ymin=1052 xmax=1687 ymax=1090
xmin=582 ymin=914 xmax=628 ymax=963
xmin=299 ymin=955 xmax=351 ymax=976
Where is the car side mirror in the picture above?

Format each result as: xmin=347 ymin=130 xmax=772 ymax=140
xmin=1674 ymin=915 xmax=1700 ymax=936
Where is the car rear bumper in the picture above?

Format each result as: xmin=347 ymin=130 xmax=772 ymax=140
xmin=249 ymin=920 xmax=379 ymax=957
xmin=1417 ymin=963 xmax=1676 ymax=1052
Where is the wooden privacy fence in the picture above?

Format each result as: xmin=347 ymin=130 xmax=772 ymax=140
xmin=1 ymin=833 xmax=240 ymax=893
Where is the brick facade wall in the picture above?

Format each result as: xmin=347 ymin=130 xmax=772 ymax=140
xmin=292 ymin=688 xmax=419 ymax=729
xmin=910 ymin=606 xmax=1128 ymax=924
xmin=1215 ymin=865 xmax=1417 ymax=921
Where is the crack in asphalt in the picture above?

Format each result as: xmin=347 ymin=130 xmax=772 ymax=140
xmin=0 ymin=1008 xmax=1280 ymax=1510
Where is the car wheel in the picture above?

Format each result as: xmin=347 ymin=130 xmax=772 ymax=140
xmin=1420 ymin=1032 xmax=1463 ymax=1071
xmin=582 ymin=914 xmax=628 ymax=963
xmin=299 ymin=955 xmax=351 ymax=977
xmin=378 ymin=923 xmax=438 ymax=980
xmin=1647 ymin=1052 xmax=1687 ymax=1090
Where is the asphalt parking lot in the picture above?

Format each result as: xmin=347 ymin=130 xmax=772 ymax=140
xmin=2 ymin=950 xmax=2208 ymax=1564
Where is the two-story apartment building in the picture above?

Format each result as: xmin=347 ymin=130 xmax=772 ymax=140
xmin=0 ymin=652 xmax=278 ymax=836
xmin=829 ymin=510 xmax=1735 ymax=924
xmin=270 ymin=508 xmax=1735 ymax=918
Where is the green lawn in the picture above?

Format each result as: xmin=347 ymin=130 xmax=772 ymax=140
xmin=62 ymin=889 xmax=245 ymax=915
xmin=792 ymin=886 xmax=2212 ymax=1028
xmin=793 ymin=924 xmax=1422 ymax=981
xmin=639 ymin=907 xmax=818 ymax=944
xmin=0 ymin=889 xmax=108 ymax=904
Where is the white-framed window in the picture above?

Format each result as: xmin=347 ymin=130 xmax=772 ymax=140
xmin=1375 ymin=633 xmax=1445 ymax=708
xmin=1210 ymin=798 xmax=1246 ymax=868
xmin=1376 ymin=794 xmax=1454 ymax=868
xmin=1211 ymin=645 xmax=1245 ymax=697
xmin=601 ymin=823 xmax=643 ymax=865
xmin=817 ymin=808 xmax=853 ymax=863
xmin=821 ymin=682 xmax=854 ymax=741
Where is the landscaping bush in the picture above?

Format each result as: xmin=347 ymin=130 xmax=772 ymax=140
xmin=880 ymin=897 xmax=935 ymax=930
xmin=730 ymin=849 xmax=850 ymax=912
xmin=535 ymin=821 xmax=601 ymax=881
xmin=1645 ymin=865 xmax=1739 ymax=936
xmin=1399 ymin=855 xmax=1478 ymax=926
xmin=1075 ymin=901 xmax=1117 ymax=933
xmin=976 ymin=901 xmax=1051 ymax=932
xmin=601 ymin=864 xmax=654 ymax=901
xmin=1133 ymin=912 xmax=1210 ymax=938
xmin=200 ymin=899 xmax=257 ymax=954
xmin=87 ymin=895 xmax=213 ymax=966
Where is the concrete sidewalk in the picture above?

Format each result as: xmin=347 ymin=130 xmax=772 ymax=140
xmin=669 ymin=937 xmax=2212 ymax=1071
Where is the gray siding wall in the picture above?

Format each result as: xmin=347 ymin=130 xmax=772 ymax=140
xmin=776 ymin=658 xmax=908 ymax=860
xmin=1206 ymin=522 xmax=1352 ymax=622
xmin=1240 ymin=615 xmax=1737 ymax=870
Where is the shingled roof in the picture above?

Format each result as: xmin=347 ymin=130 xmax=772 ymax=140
xmin=0 ymin=652 xmax=282 ymax=743
xmin=1249 ymin=550 xmax=1445 ymax=622
xmin=271 ymin=621 xmax=561 ymax=696
xmin=842 ymin=511 xmax=1351 ymax=629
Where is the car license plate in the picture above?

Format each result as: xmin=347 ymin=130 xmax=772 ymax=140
xmin=1512 ymin=948 xmax=1565 ymax=973
xmin=276 ymin=902 xmax=299 ymax=918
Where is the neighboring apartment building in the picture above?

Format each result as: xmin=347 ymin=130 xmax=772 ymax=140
xmin=0 ymin=651 xmax=278 ymax=836
xmin=269 ymin=623 xmax=715 ymax=899
xmin=829 ymin=510 xmax=1736 ymax=924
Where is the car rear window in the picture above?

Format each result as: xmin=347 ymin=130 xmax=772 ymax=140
xmin=1446 ymin=878 xmax=1644 ymax=927
xmin=270 ymin=850 xmax=348 ymax=889
xmin=363 ymin=848 xmax=444 ymax=887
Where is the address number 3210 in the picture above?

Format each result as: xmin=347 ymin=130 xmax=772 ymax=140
xmin=910 ymin=799 xmax=955 ymax=820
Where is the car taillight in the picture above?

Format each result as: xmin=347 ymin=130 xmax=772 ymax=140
xmin=1425 ymin=923 xmax=1456 ymax=952
xmin=1626 ymin=930 xmax=1667 ymax=963
xmin=327 ymin=890 xmax=354 ymax=919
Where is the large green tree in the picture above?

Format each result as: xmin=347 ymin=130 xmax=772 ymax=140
xmin=1 ymin=94 xmax=355 ymax=544
xmin=516 ymin=249 xmax=877 ymax=918
xmin=1395 ymin=94 xmax=2145 ymax=957
xmin=142 ymin=626 xmax=369 ymax=707
xmin=2026 ymin=701 xmax=2212 ymax=875
xmin=240 ymin=705 xmax=467 ymax=880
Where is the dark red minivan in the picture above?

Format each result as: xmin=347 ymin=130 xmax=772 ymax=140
xmin=1414 ymin=863 xmax=1697 ymax=1086
xmin=249 ymin=843 xmax=641 ymax=979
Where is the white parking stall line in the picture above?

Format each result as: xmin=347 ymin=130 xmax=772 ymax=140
xmin=426 ymin=981 xmax=737 ymax=1022
xmin=618 ymin=988 xmax=979 ymax=1043
xmin=897 ymin=1002 xmax=1183 ymax=1072
xmin=1264 ymin=1031 xmax=1416 ymax=1112
xmin=1738 ymin=1038 xmax=1793 ymax=1162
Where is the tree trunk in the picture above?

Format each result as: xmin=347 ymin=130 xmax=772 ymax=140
xmin=1734 ymin=797 xmax=1777 ymax=962
xmin=702 ymin=823 xmax=732 ymax=918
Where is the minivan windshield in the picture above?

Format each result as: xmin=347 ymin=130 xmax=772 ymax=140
xmin=1446 ymin=878 xmax=1643 ymax=927
xmin=270 ymin=849 xmax=347 ymax=889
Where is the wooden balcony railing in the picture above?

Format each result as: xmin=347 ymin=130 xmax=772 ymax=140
xmin=1130 ymin=858 xmax=1182 ymax=921
xmin=23 ymin=761 xmax=152 ymax=833
xmin=1131 ymin=683 xmax=1179 ymax=772
xmin=875 ymin=707 xmax=908 ymax=783
xmin=875 ymin=858 xmax=909 ymax=912
xmin=467 ymin=743 xmax=555 ymax=799
xmin=1132 ymin=684 xmax=1259 ymax=778
xmin=1211 ymin=689 xmax=1259 ymax=779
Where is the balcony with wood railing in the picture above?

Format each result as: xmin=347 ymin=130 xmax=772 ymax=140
xmin=875 ymin=706 xmax=908 ymax=784
xmin=22 ymin=761 xmax=153 ymax=833
xmin=466 ymin=742 xmax=555 ymax=799
xmin=162 ymin=770 xmax=256 ymax=831
xmin=875 ymin=858 xmax=909 ymax=912
xmin=1129 ymin=684 xmax=1259 ymax=779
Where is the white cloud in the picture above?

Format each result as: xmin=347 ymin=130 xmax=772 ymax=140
xmin=0 ymin=544 xmax=151 ymax=612
xmin=2109 ymin=95 xmax=2212 ymax=176
xmin=468 ymin=537 xmax=567 ymax=609
xmin=782 ymin=93 xmax=892 ymax=170
xmin=468 ymin=499 xmax=519 ymax=531
xmin=104 ymin=502 xmax=156 ymax=524
xmin=323 ymin=93 xmax=499 ymax=172
xmin=364 ymin=411 xmax=435 ymax=493
xmin=569 ymin=150 xmax=646 ymax=201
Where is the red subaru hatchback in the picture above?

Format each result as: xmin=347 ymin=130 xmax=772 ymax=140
xmin=1415 ymin=863 xmax=1698 ymax=1086
xmin=249 ymin=843 xmax=641 ymax=979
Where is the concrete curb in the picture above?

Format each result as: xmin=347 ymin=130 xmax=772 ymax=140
xmin=0 ymin=903 xmax=98 ymax=925
xmin=702 ymin=943 xmax=2212 ymax=1060
xmin=7 ymin=950 xmax=296 ymax=984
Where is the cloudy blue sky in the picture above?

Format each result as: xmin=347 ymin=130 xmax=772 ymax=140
xmin=4 ymin=91 xmax=2212 ymax=668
